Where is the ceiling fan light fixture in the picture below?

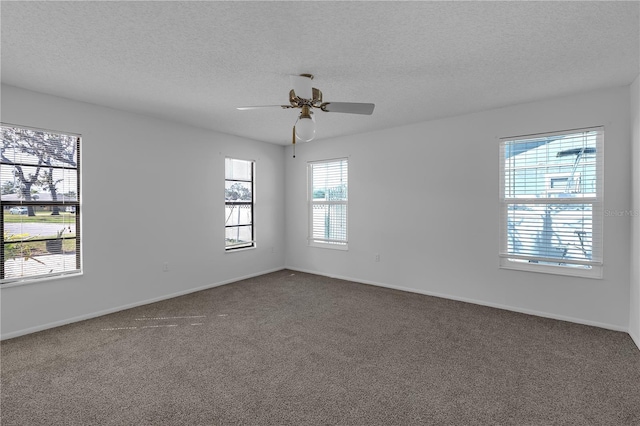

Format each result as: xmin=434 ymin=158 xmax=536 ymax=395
xmin=295 ymin=107 xmax=316 ymax=142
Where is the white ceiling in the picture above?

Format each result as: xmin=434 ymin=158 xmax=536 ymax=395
xmin=1 ymin=1 xmax=639 ymax=145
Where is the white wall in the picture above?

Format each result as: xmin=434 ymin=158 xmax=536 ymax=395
xmin=630 ymin=74 xmax=640 ymax=349
xmin=2 ymin=83 xmax=635 ymax=340
xmin=285 ymin=86 xmax=632 ymax=331
xmin=0 ymin=84 xmax=286 ymax=339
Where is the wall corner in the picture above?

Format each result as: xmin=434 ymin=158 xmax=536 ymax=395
xmin=630 ymin=73 xmax=640 ymax=351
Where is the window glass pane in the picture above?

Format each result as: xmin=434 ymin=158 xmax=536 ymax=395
xmin=311 ymin=160 xmax=348 ymax=201
xmin=225 ymin=204 xmax=252 ymax=226
xmin=44 ymin=168 xmax=78 ymax=201
xmin=3 ymin=244 xmax=77 ymax=280
xmin=506 ymin=203 xmax=593 ymax=263
xmin=312 ymin=204 xmax=347 ymax=241
xmin=504 ymin=131 xmax=598 ymax=199
xmin=3 ymin=205 xmax=77 ymax=280
xmin=4 ymin=207 xmax=76 ymax=240
xmin=0 ymin=127 xmax=78 ymax=168
xmin=225 ymin=226 xmax=253 ymax=247
xmin=225 ymin=158 xmax=252 ymax=181
xmin=1 ymin=166 xmax=77 ymax=202
xmin=225 ymin=181 xmax=252 ymax=201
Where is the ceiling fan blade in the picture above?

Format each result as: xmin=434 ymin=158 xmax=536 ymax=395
xmin=321 ymin=102 xmax=375 ymax=115
xmin=236 ymin=105 xmax=292 ymax=110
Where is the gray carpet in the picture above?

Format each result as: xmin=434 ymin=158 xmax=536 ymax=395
xmin=2 ymin=269 xmax=639 ymax=425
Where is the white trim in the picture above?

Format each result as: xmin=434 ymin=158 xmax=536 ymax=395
xmin=307 ymin=156 xmax=349 ymax=165
xmin=500 ymin=125 xmax=604 ymax=142
xmin=499 ymin=257 xmax=603 ymax=279
xmin=284 ymin=266 xmax=628 ymax=333
xmin=499 ymin=253 xmax=602 ymax=267
xmin=308 ymin=241 xmax=348 ymax=250
xmin=0 ymin=267 xmax=285 ymax=340
xmin=0 ymin=270 xmax=83 ymax=288
xmin=501 ymin=197 xmax=598 ymax=204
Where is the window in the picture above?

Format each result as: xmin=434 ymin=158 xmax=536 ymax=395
xmin=499 ymin=127 xmax=603 ymax=278
xmin=308 ymin=158 xmax=348 ymax=249
xmin=225 ymin=158 xmax=254 ymax=250
xmin=1 ymin=124 xmax=81 ymax=283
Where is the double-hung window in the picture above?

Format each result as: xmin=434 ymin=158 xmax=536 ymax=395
xmin=308 ymin=158 xmax=348 ymax=249
xmin=225 ymin=158 xmax=254 ymax=251
xmin=1 ymin=124 xmax=81 ymax=283
xmin=499 ymin=127 xmax=603 ymax=278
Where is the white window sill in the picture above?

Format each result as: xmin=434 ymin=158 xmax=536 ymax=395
xmin=225 ymin=245 xmax=256 ymax=253
xmin=499 ymin=258 xmax=602 ymax=279
xmin=308 ymin=241 xmax=348 ymax=251
xmin=1 ymin=270 xmax=83 ymax=288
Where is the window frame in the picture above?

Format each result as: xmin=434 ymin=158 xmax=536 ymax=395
xmin=308 ymin=158 xmax=349 ymax=250
xmin=1 ymin=123 xmax=82 ymax=285
xmin=498 ymin=126 xmax=603 ymax=278
xmin=224 ymin=157 xmax=255 ymax=252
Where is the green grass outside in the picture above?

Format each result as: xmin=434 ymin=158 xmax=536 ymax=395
xmin=3 ymin=211 xmax=76 ymax=224
xmin=4 ymin=211 xmax=78 ymax=258
xmin=4 ymin=238 xmax=76 ymax=258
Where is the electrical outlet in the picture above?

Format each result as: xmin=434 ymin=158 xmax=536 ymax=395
xmin=162 ymin=262 xmax=169 ymax=272
xmin=375 ymin=253 xmax=380 ymax=263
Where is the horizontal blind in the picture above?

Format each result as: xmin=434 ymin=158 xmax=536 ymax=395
xmin=1 ymin=124 xmax=81 ymax=283
xmin=309 ymin=158 xmax=348 ymax=246
xmin=499 ymin=127 xmax=603 ymax=270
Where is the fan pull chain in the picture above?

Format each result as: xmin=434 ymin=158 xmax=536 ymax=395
xmin=292 ymin=125 xmax=296 ymax=158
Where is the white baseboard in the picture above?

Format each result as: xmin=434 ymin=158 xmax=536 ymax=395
xmin=1 ymin=267 xmax=285 ymax=340
xmin=285 ymin=266 xmax=629 ymax=333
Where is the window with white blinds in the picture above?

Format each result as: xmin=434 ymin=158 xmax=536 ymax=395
xmin=499 ymin=127 xmax=603 ymax=278
xmin=225 ymin=158 xmax=255 ymax=251
xmin=1 ymin=124 xmax=81 ymax=284
xmin=308 ymin=158 xmax=348 ymax=249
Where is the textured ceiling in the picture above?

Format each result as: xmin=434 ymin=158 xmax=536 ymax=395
xmin=1 ymin=1 xmax=639 ymax=145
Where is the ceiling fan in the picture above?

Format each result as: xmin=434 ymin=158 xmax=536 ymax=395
xmin=237 ymin=74 xmax=375 ymax=147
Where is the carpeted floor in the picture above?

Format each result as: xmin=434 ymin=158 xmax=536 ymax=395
xmin=2 ymin=269 xmax=639 ymax=425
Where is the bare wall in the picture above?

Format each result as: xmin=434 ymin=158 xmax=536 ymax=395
xmin=0 ymin=84 xmax=286 ymax=339
xmin=285 ymin=86 xmax=632 ymax=331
